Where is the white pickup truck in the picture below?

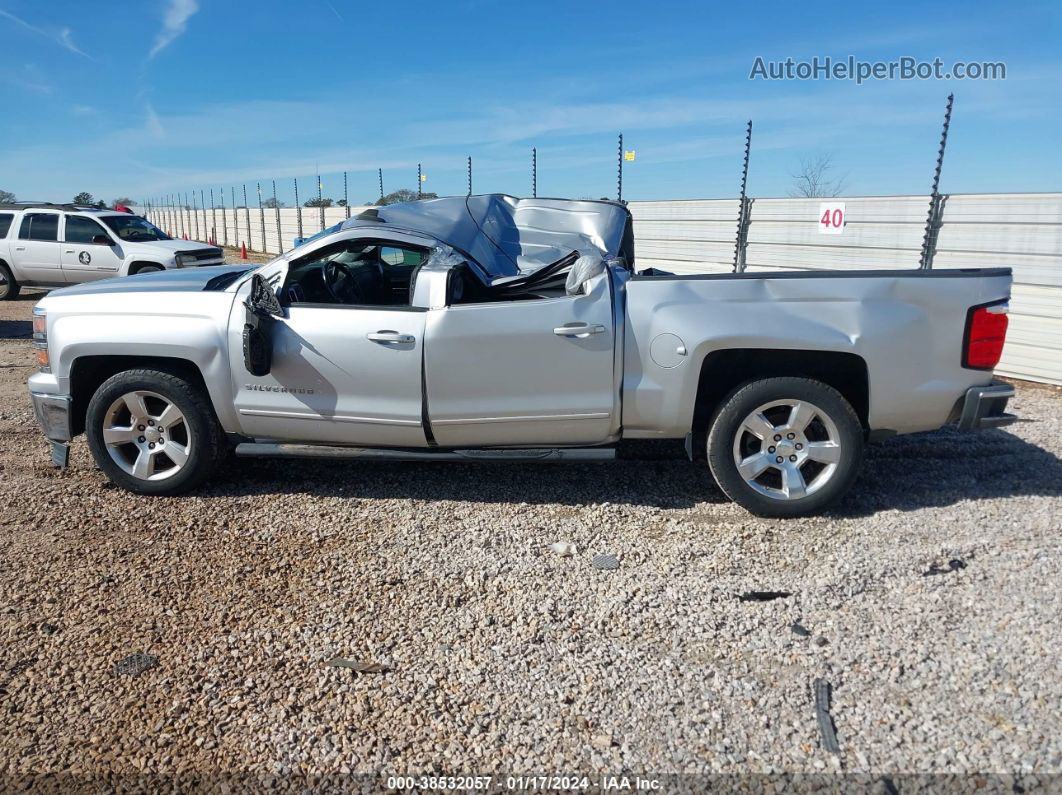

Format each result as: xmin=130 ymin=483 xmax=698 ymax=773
xmin=27 ymin=195 xmax=1015 ymax=516
xmin=0 ymin=203 xmax=223 ymax=299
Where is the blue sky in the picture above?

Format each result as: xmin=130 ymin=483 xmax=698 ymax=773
xmin=0 ymin=0 xmax=1059 ymax=205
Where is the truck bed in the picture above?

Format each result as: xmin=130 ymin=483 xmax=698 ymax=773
xmin=621 ymin=267 xmax=1012 ymax=438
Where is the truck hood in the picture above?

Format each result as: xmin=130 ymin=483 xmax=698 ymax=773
xmin=121 ymin=239 xmax=221 ymax=254
xmin=47 ymin=265 xmax=250 ymax=298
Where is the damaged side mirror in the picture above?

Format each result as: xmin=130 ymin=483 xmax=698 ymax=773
xmin=243 ymin=274 xmax=283 ymax=377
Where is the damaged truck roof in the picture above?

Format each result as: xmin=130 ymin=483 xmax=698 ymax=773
xmin=342 ymin=194 xmax=632 ymax=281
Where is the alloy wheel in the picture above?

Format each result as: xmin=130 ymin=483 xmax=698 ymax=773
xmin=731 ymin=399 xmax=842 ymax=501
xmin=102 ymin=390 xmax=192 ymax=481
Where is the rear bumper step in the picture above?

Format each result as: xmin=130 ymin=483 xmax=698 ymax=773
xmin=235 ymin=443 xmax=616 ymax=463
xmin=957 ymin=382 xmax=1017 ymax=431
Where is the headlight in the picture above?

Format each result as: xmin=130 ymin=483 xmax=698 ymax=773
xmin=32 ymin=308 xmax=49 ymax=372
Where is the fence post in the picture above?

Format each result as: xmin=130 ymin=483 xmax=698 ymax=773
xmin=417 ymin=163 xmax=422 ymax=199
xmin=919 ymin=94 xmax=954 ymax=270
xmin=294 ymin=178 xmax=303 ymax=241
xmin=617 ymin=133 xmax=623 ymax=202
xmin=243 ymin=184 xmax=251 ymax=252
xmin=344 ymin=171 xmax=350 ymax=219
xmin=378 ymin=168 xmax=384 ymax=203
xmin=273 ymin=180 xmax=284 ymax=254
xmin=209 ymin=189 xmax=217 ymax=245
xmin=317 ymin=173 xmax=325 ymax=231
xmin=467 ymin=156 xmax=472 ymax=196
xmin=532 ymin=147 xmax=537 ymax=198
xmin=257 ymin=183 xmax=267 ymax=253
xmin=231 ymin=187 xmax=238 ymax=247
xmin=732 ymin=120 xmax=753 ymax=273
xmin=192 ymin=191 xmax=200 ymax=241
xmin=220 ymin=189 xmax=228 ymax=247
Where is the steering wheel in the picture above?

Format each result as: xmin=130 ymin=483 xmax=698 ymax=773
xmin=323 ymin=260 xmax=359 ymax=304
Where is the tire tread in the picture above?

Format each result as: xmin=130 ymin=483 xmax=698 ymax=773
xmin=705 ymin=376 xmax=863 ymax=518
xmin=85 ymin=368 xmax=226 ymax=495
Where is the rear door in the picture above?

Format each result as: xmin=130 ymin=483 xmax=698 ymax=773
xmin=61 ymin=215 xmax=124 ymax=282
xmin=12 ymin=212 xmax=62 ymax=285
xmin=424 ymin=273 xmax=617 ymax=447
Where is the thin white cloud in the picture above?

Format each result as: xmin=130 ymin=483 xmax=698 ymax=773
xmin=57 ymin=27 xmax=90 ymax=58
xmin=322 ymin=0 xmax=343 ymax=21
xmin=0 ymin=9 xmax=91 ymax=58
xmin=148 ymin=0 xmax=199 ymax=59
xmin=145 ymin=104 xmax=166 ymax=139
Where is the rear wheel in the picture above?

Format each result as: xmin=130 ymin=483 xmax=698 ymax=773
xmin=0 ymin=263 xmax=20 ymax=300
xmin=706 ymin=377 xmax=864 ymax=517
xmin=85 ymin=369 xmax=226 ymax=495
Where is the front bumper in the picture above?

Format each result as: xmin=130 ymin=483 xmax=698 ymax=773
xmin=957 ymin=383 xmax=1017 ymax=431
xmin=30 ymin=391 xmax=73 ymax=442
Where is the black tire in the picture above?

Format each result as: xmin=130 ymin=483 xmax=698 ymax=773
xmin=706 ymin=377 xmax=864 ymax=518
xmin=0 ymin=262 xmax=20 ymax=300
xmin=85 ymin=368 xmax=226 ymax=495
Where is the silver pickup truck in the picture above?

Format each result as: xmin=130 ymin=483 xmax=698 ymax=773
xmin=28 ymin=195 xmax=1015 ymax=517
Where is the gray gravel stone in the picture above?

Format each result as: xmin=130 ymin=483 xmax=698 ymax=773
xmin=0 ymin=296 xmax=1060 ymax=780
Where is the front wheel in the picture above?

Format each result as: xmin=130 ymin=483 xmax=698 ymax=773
xmin=706 ymin=377 xmax=864 ymax=517
xmin=85 ymin=369 xmax=226 ymax=495
xmin=0 ymin=262 xmax=20 ymax=300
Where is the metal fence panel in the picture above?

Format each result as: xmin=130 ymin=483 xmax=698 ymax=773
xmin=629 ymin=192 xmax=1062 ymax=384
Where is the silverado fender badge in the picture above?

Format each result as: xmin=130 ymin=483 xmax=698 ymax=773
xmin=243 ymin=384 xmax=315 ymax=395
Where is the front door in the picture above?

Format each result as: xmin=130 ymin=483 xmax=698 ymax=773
xmin=11 ymin=212 xmax=62 ymax=285
xmin=61 ymin=215 xmax=124 ymax=282
xmin=232 ymin=302 xmax=428 ymax=448
xmin=424 ymin=273 xmax=617 ymax=447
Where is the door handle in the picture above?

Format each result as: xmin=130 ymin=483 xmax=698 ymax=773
xmin=553 ymin=323 xmax=606 ymax=337
xmin=367 ymin=331 xmax=415 ymax=344
xmin=64 ymin=249 xmax=75 ymax=254
xmin=15 ymin=246 xmax=25 ymax=251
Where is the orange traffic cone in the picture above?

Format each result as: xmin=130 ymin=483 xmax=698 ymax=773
xmin=240 ymin=242 xmax=248 ymax=260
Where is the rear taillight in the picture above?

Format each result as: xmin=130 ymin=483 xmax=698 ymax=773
xmin=963 ymin=301 xmax=1008 ymax=370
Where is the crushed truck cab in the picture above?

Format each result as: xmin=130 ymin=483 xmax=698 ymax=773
xmin=28 ymin=194 xmax=1015 ymax=517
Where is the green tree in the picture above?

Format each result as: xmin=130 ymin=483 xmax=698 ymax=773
xmin=304 ymin=197 xmax=334 ymax=208
xmin=0 ymin=189 xmax=15 ymax=203
xmin=373 ymin=189 xmax=438 ymax=206
xmin=262 ymin=197 xmax=284 ymax=209
xmin=72 ymin=191 xmax=95 ymax=205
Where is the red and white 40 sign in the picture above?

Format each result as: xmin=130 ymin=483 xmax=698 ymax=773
xmin=818 ymin=202 xmax=846 ymax=234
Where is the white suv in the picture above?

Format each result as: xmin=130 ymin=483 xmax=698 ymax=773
xmin=0 ymin=203 xmax=224 ymax=299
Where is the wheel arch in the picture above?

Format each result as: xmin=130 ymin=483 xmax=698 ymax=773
xmin=690 ymin=348 xmax=869 ymax=459
xmin=127 ymin=260 xmax=166 ymax=275
xmin=68 ymin=355 xmax=210 ymax=437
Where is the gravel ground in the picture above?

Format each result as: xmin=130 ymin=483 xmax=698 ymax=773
xmin=0 ymin=290 xmax=1060 ymax=789
xmin=220 ymin=244 xmax=273 ymax=264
